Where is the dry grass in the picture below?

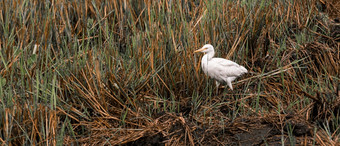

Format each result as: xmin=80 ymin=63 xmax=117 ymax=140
xmin=0 ymin=0 xmax=339 ymax=145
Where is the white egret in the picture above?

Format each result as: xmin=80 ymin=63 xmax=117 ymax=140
xmin=194 ymin=44 xmax=247 ymax=91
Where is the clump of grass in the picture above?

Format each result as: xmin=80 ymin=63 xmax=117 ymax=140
xmin=0 ymin=0 xmax=339 ymax=145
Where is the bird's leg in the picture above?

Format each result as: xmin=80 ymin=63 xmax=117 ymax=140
xmin=227 ymin=77 xmax=237 ymax=90
xmin=215 ymin=81 xmax=220 ymax=94
xmin=226 ymin=80 xmax=233 ymax=90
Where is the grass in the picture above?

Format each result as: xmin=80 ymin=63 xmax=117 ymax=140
xmin=0 ymin=0 xmax=339 ymax=145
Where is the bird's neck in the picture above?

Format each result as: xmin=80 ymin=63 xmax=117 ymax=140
xmin=203 ymin=51 xmax=214 ymax=61
xmin=201 ymin=51 xmax=214 ymax=74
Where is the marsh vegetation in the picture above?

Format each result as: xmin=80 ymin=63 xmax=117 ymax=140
xmin=0 ymin=0 xmax=339 ymax=145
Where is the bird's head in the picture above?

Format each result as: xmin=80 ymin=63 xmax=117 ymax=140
xmin=194 ymin=44 xmax=214 ymax=53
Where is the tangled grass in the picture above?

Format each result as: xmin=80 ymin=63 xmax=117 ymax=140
xmin=0 ymin=0 xmax=339 ymax=145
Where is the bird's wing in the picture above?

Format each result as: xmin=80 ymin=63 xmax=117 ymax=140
xmin=208 ymin=58 xmax=247 ymax=77
xmin=210 ymin=58 xmax=240 ymax=67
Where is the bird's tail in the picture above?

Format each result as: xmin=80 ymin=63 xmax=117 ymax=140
xmin=240 ymin=66 xmax=248 ymax=74
xmin=241 ymin=67 xmax=259 ymax=75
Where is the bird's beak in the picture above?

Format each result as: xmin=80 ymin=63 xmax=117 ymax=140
xmin=194 ymin=47 xmax=207 ymax=53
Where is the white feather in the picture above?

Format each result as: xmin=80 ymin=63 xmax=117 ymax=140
xmin=195 ymin=44 xmax=247 ymax=90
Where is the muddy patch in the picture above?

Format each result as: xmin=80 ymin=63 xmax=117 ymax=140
xmin=124 ymin=114 xmax=314 ymax=145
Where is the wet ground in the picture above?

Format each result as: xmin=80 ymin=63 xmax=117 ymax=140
xmin=125 ymin=113 xmax=313 ymax=146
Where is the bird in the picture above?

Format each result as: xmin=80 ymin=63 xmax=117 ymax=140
xmin=194 ymin=44 xmax=247 ymax=91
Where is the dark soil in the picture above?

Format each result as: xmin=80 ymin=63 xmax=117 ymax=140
xmin=124 ymin=115 xmax=314 ymax=146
